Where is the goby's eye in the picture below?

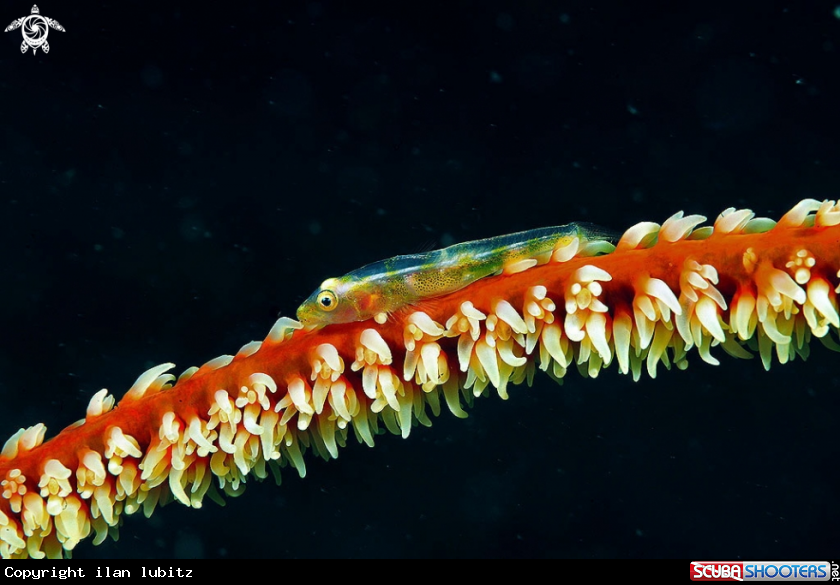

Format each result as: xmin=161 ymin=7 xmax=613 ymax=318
xmin=317 ymin=290 xmax=338 ymax=311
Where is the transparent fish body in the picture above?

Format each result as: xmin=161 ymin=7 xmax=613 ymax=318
xmin=296 ymin=223 xmax=616 ymax=327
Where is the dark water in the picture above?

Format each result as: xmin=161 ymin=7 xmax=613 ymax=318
xmin=0 ymin=1 xmax=837 ymax=558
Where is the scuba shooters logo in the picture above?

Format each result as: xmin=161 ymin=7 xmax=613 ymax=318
xmin=4 ymin=5 xmax=65 ymax=55
xmin=690 ymin=561 xmax=837 ymax=582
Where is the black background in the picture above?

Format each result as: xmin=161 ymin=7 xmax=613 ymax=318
xmin=0 ymin=0 xmax=838 ymax=558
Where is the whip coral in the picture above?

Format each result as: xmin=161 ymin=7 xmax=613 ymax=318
xmin=1 ymin=199 xmax=838 ymax=558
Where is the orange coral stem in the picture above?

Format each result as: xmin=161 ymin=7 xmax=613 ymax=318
xmin=1 ymin=200 xmax=838 ymax=558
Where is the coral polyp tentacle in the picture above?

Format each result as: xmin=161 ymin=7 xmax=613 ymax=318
xmin=1 ymin=199 xmax=840 ymax=558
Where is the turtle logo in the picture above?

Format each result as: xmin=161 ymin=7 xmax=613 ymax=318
xmin=4 ymin=5 xmax=64 ymax=55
